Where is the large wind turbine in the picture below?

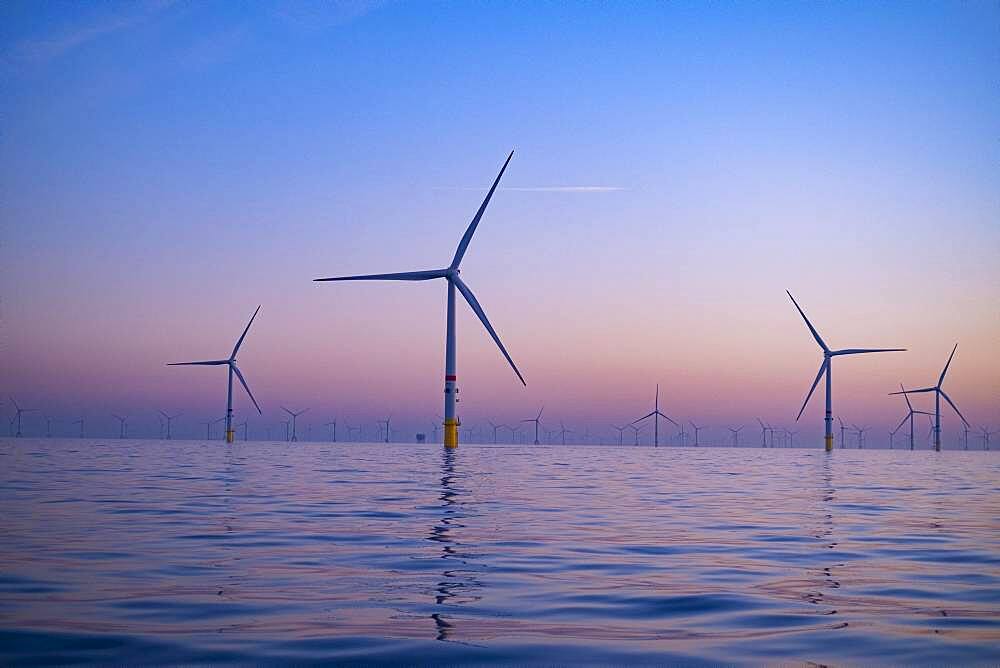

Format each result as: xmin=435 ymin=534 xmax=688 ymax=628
xmin=168 ymin=306 xmax=262 ymax=443
xmin=521 ymin=406 xmax=544 ymax=445
xmin=315 ymin=152 xmax=524 ymax=448
xmin=890 ymin=344 xmax=968 ymax=452
xmin=787 ymin=291 xmax=905 ymax=451
xmin=9 ymin=398 xmax=38 ymax=438
xmin=282 ymin=407 xmax=308 ymax=442
xmin=632 ymin=384 xmax=678 ymax=447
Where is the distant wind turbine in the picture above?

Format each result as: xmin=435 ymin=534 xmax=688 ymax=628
xmin=558 ymin=421 xmax=573 ymax=446
xmin=689 ymin=421 xmax=704 ymax=447
xmin=786 ymin=290 xmax=905 ymax=451
xmin=378 ymin=416 xmax=391 ymax=443
xmin=756 ymin=418 xmax=770 ymax=448
xmin=628 ymin=423 xmax=644 ymax=446
xmin=892 ymin=383 xmax=932 ymax=451
xmin=112 ymin=414 xmax=128 ymax=439
xmin=159 ymin=411 xmax=181 ymax=440
xmin=612 ymin=424 xmax=626 ymax=446
xmin=728 ymin=425 xmax=744 ymax=447
xmin=73 ymin=417 xmax=85 ymax=438
xmin=168 ymin=306 xmax=262 ymax=444
xmin=238 ymin=420 xmax=249 ymax=441
xmin=9 ymin=397 xmax=38 ymax=438
xmin=315 ymin=152 xmax=525 ymax=449
xmin=324 ymin=419 xmax=337 ymax=442
xmin=282 ymin=407 xmax=308 ymax=442
xmin=890 ymin=344 xmax=969 ymax=452
xmin=521 ymin=406 xmax=544 ymax=445
xmin=632 ymin=385 xmax=678 ymax=447
xmin=979 ymin=426 xmax=995 ymax=451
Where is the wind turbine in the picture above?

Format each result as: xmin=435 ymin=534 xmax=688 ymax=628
xmin=521 ymin=406 xmax=544 ymax=445
xmin=558 ymin=422 xmax=573 ymax=446
xmin=689 ymin=421 xmax=704 ymax=447
xmin=315 ymin=152 xmax=524 ymax=449
xmin=282 ymin=407 xmax=308 ymax=442
xmin=159 ymin=411 xmax=181 ymax=440
xmin=980 ymin=426 xmax=995 ymax=451
xmin=677 ymin=424 xmax=689 ymax=447
xmin=787 ymin=290 xmax=906 ymax=451
xmin=852 ymin=424 xmax=870 ymax=449
xmin=238 ymin=420 xmax=249 ymax=441
xmin=168 ymin=306 xmax=262 ymax=443
xmin=728 ymin=425 xmax=744 ymax=447
xmin=628 ymin=423 xmax=644 ymax=446
xmin=9 ymin=398 xmax=38 ymax=438
xmin=378 ymin=416 xmax=391 ymax=443
xmin=838 ymin=417 xmax=849 ymax=449
xmin=112 ymin=414 xmax=128 ymax=439
xmin=486 ymin=419 xmax=505 ymax=444
xmin=788 ymin=429 xmax=797 ymax=448
xmin=632 ymin=385 xmax=678 ymax=447
xmin=44 ymin=416 xmax=54 ymax=438
xmin=892 ymin=383 xmax=932 ymax=451
xmin=756 ymin=418 xmax=770 ymax=447
xmin=890 ymin=344 xmax=969 ymax=452
xmin=324 ymin=419 xmax=337 ymax=442
xmin=73 ymin=417 xmax=85 ymax=438
xmin=612 ymin=424 xmax=626 ymax=446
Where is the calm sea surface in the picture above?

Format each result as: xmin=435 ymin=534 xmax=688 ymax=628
xmin=1 ymin=438 xmax=998 ymax=665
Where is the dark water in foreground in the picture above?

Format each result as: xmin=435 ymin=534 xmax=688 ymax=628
xmin=1 ymin=439 xmax=998 ymax=665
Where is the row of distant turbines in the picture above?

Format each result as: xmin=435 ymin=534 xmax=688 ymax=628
xmin=6 ymin=395 xmax=997 ymax=451
xmin=2 ymin=153 xmax=990 ymax=450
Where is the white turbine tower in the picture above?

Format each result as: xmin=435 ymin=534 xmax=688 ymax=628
xmin=890 ymin=344 xmax=969 ymax=452
xmin=787 ymin=291 xmax=905 ymax=451
xmin=168 ymin=306 xmax=262 ymax=443
xmin=315 ymin=152 xmax=524 ymax=449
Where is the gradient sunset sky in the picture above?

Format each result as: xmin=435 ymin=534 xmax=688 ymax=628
xmin=2 ymin=1 xmax=998 ymax=443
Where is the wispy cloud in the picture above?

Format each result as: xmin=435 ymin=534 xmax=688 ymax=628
xmin=436 ymin=186 xmax=628 ymax=193
xmin=4 ymin=0 xmax=176 ymax=69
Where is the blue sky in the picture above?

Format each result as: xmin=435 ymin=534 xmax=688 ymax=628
xmin=1 ymin=1 xmax=998 ymax=442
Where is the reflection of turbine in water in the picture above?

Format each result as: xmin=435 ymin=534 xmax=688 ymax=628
xmin=427 ymin=448 xmax=482 ymax=642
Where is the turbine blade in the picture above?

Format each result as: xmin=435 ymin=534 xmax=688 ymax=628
xmin=231 ymin=305 xmax=261 ymax=359
xmin=536 ymin=406 xmax=544 ymax=420
xmin=232 ymin=365 xmax=262 ymax=414
xmin=796 ymin=359 xmax=828 ymax=421
xmin=167 ymin=359 xmax=229 ymax=366
xmin=940 ymin=389 xmax=969 ymax=427
xmin=633 ymin=412 xmax=655 ymax=423
xmin=894 ymin=414 xmax=909 ymax=432
xmin=314 ymin=269 xmax=447 ymax=282
xmin=938 ymin=343 xmax=958 ymax=387
xmin=889 ymin=387 xmax=935 ymax=395
xmin=450 ymin=150 xmax=514 ymax=269
xmin=900 ymin=383 xmax=913 ymax=410
xmin=660 ymin=412 xmax=679 ymax=426
xmin=453 ymin=276 xmax=525 ymax=385
xmin=831 ymin=348 xmax=906 ymax=356
xmin=786 ymin=290 xmax=829 ymax=352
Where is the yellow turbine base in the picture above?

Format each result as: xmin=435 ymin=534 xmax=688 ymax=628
xmin=825 ymin=434 xmax=833 ymax=452
xmin=444 ymin=418 xmax=458 ymax=448
xmin=226 ymin=430 xmax=235 ymax=444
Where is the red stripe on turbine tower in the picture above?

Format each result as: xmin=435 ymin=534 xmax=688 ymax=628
xmin=446 ymin=375 xmax=457 ymax=381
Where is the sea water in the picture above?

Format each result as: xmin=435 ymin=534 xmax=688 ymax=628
xmin=1 ymin=439 xmax=998 ymax=664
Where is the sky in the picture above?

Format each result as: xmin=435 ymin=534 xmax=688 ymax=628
xmin=1 ymin=0 xmax=998 ymax=444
